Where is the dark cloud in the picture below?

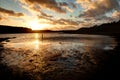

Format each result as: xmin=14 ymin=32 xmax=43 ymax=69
xmin=76 ymin=0 xmax=120 ymax=29
xmin=38 ymin=15 xmax=53 ymax=22
xmin=78 ymin=0 xmax=120 ymax=17
xmin=59 ymin=2 xmax=68 ymax=6
xmin=0 ymin=7 xmax=24 ymax=17
xmin=20 ymin=0 xmax=66 ymax=13
xmin=37 ymin=11 xmax=53 ymax=22
xmin=40 ymin=11 xmax=53 ymax=18
xmin=71 ymin=3 xmax=77 ymax=8
xmin=59 ymin=2 xmax=76 ymax=8
xmin=58 ymin=2 xmax=76 ymax=12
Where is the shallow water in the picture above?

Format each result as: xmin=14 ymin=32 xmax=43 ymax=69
xmin=0 ymin=33 xmax=117 ymax=80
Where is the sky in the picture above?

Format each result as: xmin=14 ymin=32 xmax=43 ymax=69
xmin=0 ymin=0 xmax=120 ymax=30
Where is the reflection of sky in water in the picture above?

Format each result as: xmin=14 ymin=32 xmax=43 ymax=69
xmin=0 ymin=33 xmax=117 ymax=80
xmin=2 ymin=33 xmax=116 ymax=51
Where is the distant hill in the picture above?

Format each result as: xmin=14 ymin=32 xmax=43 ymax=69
xmin=64 ymin=21 xmax=120 ymax=36
xmin=0 ymin=25 xmax=32 ymax=33
xmin=0 ymin=21 xmax=120 ymax=35
xmin=0 ymin=25 xmax=58 ymax=33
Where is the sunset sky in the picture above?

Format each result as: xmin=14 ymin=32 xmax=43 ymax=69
xmin=0 ymin=0 xmax=120 ymax=30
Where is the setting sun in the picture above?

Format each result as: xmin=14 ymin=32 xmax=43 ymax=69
xmin=28 ymin=20 xmax=49 ymax=30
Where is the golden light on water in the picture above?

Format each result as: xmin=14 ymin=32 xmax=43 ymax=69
xmin=35 ymin=33 xmax=39 ymax=39
xmin=33 ymin=33 xmax=41 ymax=50
xmin=33 ymin=40 xmax=40 ymax=50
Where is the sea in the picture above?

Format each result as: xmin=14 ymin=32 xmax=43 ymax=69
xmin=0 ymin=33 xmax=118 ymax=80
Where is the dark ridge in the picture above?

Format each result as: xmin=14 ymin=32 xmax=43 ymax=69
xmin=0 ymin=20 xmax=120 ymax=35
xmin=0 ymin=25 xmax=59 ymax=33
xmin=0 ymin=25 xmax=32 ymax=33
xmin=63 ymin=21 xmax=120 ymax=36
xmin=32 ymin=30 xmax=57 ymax=33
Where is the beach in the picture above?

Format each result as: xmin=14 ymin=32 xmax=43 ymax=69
xmin=0 ymin=33 xmax=119 ymax=80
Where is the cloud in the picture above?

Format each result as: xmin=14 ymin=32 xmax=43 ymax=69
xmin=0 ymin=15 xmax=6 ymax=21
xmin=52 ymin=19 xmax=79 ymax=30
xmin=75 ymin=0 xmax=120 ymax=29
xmin=112 ymin=11 xmax=120 ymax=21
xmin=40 ymin=11 xmax=53 ymax=18
xmin=37 ymin=15 xmax=53 ymax=23
xmin=62 ymin=6 xmax=74 ymax=12
xmin=55 ymin=19 xmax=78 ymax=25
xmin=38 ymin=15 xmax=78 ymax=26
xmin=77 ymin=0 xmax=120 ymax=17
xmin=51 ymin=25 xmax=77 ymax=30
xmin=37 ymin=11 xmax=54 ymax=22
xmin=1 ymin=0 xmax=120 ymax=30
xmin=19 ymin=0 xmax=66 ymax=13
xmin=37 ymin=15 xmax=79 ymax=30
xmin=71 ymin=3 xmax=77 ymax=8
xmin=0 ymin=7 xmax=24 ymax=17
xmin=0 ymin=17 xmax=2 ymax=21
xmin=59 ymin=2 xmax=76 ymax=8
xmin=59 ymin=2 xmax=76 ymax=12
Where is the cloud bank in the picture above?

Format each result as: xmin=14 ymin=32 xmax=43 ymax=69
xmin=0 ymin=0 xmax=120 ymax=30
xmin=77 ymin=0 xmax=120 ymax=17
xmin=19 ymin=0 xmax=66 ymax=13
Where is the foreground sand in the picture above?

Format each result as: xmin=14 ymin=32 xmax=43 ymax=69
xmin=0 ymin=36 xmax=120 ymax=80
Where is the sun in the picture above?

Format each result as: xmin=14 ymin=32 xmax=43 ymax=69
xmin=28 ymin=20 xmax=49 ymax=30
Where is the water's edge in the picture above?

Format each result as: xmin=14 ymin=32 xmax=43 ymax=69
xmin=0 ymin=35 xmax=119 ymax=80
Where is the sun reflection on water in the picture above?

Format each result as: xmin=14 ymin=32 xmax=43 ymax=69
xmin=33 ymin=40 xmax=40 ymax=50
xmin=35 ymin=33 xmax=39 ymax=39
xmin=33 ymin=33 xmax=41 ymax=50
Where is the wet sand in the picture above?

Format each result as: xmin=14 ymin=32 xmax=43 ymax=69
xmin=0 ymin=36 xmax=120 ymax=80
xmin=91 ymin=36 xmax=120 ymax=80
xmin=0 ymin=37 xmax=19 ymax=80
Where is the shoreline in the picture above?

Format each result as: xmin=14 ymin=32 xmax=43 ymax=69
xmin=0 ymin=35 xmax=120 ymax=80
xmin=0 ymin=38 xmax=10 ymax=42
xmin=0 ymin=38 xmax=11 ymax=50
xmin=0 ymin=37 xmax=16 ymax=42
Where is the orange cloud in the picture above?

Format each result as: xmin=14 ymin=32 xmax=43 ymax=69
xmin=0 ymin=17 xmax=2 ymax=21
xmin=112 ymin=11 xmax=120 ymax=21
